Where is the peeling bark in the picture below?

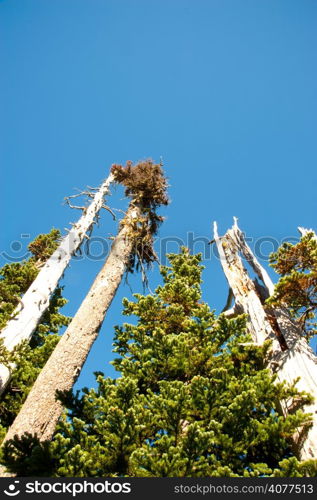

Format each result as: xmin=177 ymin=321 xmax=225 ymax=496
xmin=0 ymin=204 xmax=140 ymax=454
xmin=0 ymin=173 xmax=114 ymax=393
xmin=214 ymin=219 xmax=317 ymax=460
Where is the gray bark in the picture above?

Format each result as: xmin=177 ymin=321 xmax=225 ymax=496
xmin=0 ymin=173 xmax=114 ymax=393
xmin=1 ymin=204 xmax=140 ymax=448
xmin=214 ymin=219 xmax=317 ymax=460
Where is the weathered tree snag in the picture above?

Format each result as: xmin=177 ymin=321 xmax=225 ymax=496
xmin=1 ymin=204 xmax=140 ymax=449
xmin=214 ymin=220 xmax=279 ymax=348
xmin=0 ymin=173 xmax=114 ymax=393
xmin=214 ymin=218 xmax=317 ymax=460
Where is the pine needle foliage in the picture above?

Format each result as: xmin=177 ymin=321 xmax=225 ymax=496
xmin=267 ymin=232 xmax=317 ymax=340
xmin=3 ymin=249 xmax=316 ymax=477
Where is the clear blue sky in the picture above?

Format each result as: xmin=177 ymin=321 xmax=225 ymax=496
xmin=1 ymin=0 xmax=317 ymax=388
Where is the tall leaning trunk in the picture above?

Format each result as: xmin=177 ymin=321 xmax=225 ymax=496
xmin=214 ymin=218 xmax=317 ymax=460
xmin=1 ymin=204 xmax=140 ymax=452
xmin=0 ymin=173 xmax=114 ymax=393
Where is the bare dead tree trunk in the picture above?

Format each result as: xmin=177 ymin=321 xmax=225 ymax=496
xmin=0 ymin=173 xmax=114 ymax=393
xmin=0 ymin=204 xmax=140 ymax=454
xmin=214 ymin=218 xmax=317 ymax=460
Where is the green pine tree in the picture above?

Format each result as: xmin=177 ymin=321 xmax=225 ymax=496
xmin=3 ymin=248 xmax=316 ymax=477
xmin=267 ymin=232 xmax=317 ymax=340
xmin=0 ymin=229 xmax=71 ymax=440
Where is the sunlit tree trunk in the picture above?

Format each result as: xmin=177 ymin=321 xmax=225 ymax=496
xmin=0 ymin=173 xmax=114 ymax=393
xmin=1 ymin=204 xmax=140 ymax=449
xmin=214 ymin=218 xmax=317 ymax=460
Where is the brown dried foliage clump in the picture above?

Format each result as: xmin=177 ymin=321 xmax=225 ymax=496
xmin=111 ymin=160 xmax=168 ymax=210
xmin=111 ymin=160 xmax=169 ymax=275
